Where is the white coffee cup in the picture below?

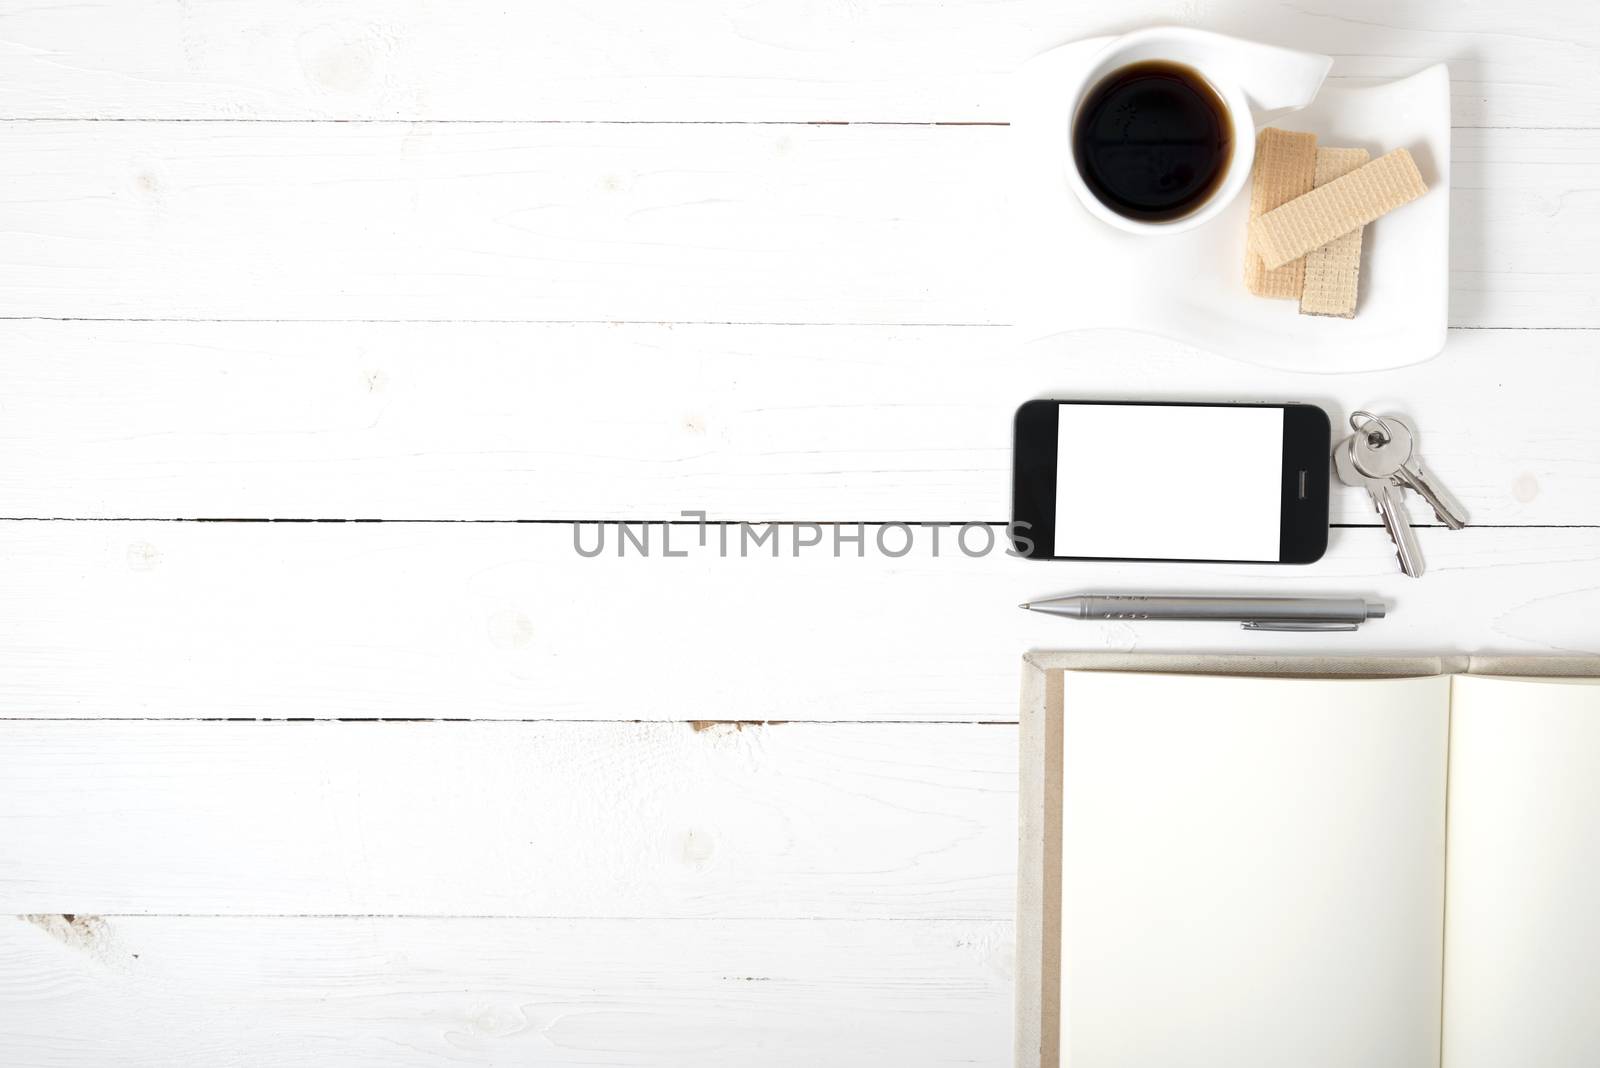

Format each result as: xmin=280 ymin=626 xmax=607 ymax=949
xmin=1061 ymin=27 xmax=1331 ymax=236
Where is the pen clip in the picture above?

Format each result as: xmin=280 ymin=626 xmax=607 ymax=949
xmin=1241 ymin=620 xmax=1361 ymax=632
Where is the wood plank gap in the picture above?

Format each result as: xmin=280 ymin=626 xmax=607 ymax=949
xmin=0 ymin=117 xmax=1590 ymax=132
xmin=0 ymin=117 xmax=1012 ymax=126
xmin=0 ymin=717 xmax=1018 ymax=725
xmin=0 ymin=317 xmax=1007 ymax=327
xmin=13 ymin=912 xmax=1011 ymax=921
xmin=1 ymin=519 xmax=1595 ymax=529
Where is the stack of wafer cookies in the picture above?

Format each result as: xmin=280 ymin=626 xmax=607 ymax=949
xmin=1243 ymin=128 xmax=1427 ymax=318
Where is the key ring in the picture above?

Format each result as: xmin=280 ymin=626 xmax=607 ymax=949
xmin=1349 ymin=410 xmax=1393 ymax=447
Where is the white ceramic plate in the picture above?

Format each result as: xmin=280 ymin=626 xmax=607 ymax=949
xmin=1012 ymin=39 xmax=1450 ymax=373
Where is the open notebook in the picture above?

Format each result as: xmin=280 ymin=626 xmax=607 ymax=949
xmin=1016 ymin=654 xmax=1600 ymax=1068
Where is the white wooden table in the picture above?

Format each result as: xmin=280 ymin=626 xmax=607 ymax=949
xmin=2 ymin=2 xmax=1597 ymax=1063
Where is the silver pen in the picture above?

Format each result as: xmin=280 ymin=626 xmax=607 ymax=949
xmin=1018 ymin=594 xmax=1387 ymax=632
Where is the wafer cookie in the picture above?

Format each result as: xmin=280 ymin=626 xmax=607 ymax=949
xmin=1251 ymin=148 xmax=1427 ymax=269
xmin=1243 ymin=128 xmax=1318 ymax=299
xmin=1299 ymin=147 xmax=1370 ymax=318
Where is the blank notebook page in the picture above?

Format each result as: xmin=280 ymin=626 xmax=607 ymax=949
xmin=1059 ymin=671 xmax=1451 ymax=1068
xmin=1443 ymin=676 xmax=1600 ymax=1068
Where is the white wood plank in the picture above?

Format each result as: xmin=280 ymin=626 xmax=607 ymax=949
xmin=0 ymin=0 xmax=1588 ymax=127
xmin=0 ymin=320 xmax=1594 ymax=525
xmin=0 ymin=915 xmax=1011 ymax=1066
xmin=0 ymin=720 xmax=1015 ymax=916
xmin=0 ymin=522 xmax=1595 ymax=724
xmin=0 ymin=120 xmax=1003 ymax=324
xmin=1452 ymin=129 xmax=1600 ymax=328
xmin=0 ymin=122 xmax=1589 ymax=327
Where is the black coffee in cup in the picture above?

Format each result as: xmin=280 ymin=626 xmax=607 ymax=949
xmin=1071 ymin=61 xmax=1233 ymax=222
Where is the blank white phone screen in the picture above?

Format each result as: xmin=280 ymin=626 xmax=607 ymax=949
xmin=1053 ymin=403 xmax=1285 ymax=560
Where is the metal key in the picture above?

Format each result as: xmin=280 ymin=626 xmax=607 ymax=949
xmin=1347 ymin=415 xmax=1468 ymax=530
xmin=1336 ymin=436 xmax=1425 ymax=577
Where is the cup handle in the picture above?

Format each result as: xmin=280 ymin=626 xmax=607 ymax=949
xmin=1204 ymin=35 xmax=1332 ymax=125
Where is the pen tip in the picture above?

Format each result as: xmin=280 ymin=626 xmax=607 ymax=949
xmin=1018 ymin=603 xmax=1030 ymax=610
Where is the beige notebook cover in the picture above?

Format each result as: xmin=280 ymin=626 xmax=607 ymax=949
xmin=1017 ymin=653 xmax=1600 ymax=1068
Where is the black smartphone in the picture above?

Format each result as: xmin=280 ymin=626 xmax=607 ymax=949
xmin=1012 ymin=399 xmax=1330 ymax=564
